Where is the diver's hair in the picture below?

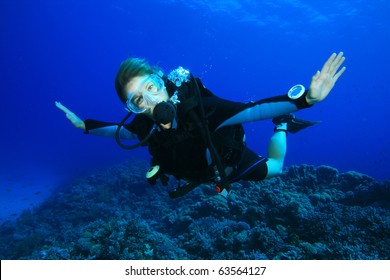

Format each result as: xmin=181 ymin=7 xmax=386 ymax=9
xmin=115 ymin=57 xmax=163 ymax=103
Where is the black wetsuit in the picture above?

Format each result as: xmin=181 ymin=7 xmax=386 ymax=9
xmin=84 ymin=74 xmax=312 ymax=184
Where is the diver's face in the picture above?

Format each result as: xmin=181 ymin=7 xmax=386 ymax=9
xmin=125 ymin=75 xmax=169 ymax=118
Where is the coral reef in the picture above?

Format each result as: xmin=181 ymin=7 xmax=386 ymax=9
xmin=0 ymin=161 xmax=389 ymax=260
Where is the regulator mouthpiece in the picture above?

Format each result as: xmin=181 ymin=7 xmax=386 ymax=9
xmin=153 ymin=101 xmax=176 ymax=124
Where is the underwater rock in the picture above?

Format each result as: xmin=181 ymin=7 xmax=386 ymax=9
xmin=0 ymin=161 xmax=389 ymax=260
xmin=192 ymin=194 xmax=230 ymax=218
xmin=315 ymin=165 xmax=339 ymax=185
xmin=309 ymin=192 xmax=333 ymax=205
xmin=338 ymin=171 xmax=376 ymax=192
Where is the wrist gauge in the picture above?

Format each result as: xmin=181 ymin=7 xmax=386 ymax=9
xmin=288 ymin=84 xmax=305 ymax=100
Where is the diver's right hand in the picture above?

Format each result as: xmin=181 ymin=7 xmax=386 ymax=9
xmin=55 ymin=101 xmax=85 ymax=130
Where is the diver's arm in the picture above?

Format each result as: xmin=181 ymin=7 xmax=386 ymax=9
xmin=83 ymin=120 xmax=136 ymax=139
xmin=55 ymin=101 xmax=137 ymax=139
xmin=216 ymin=52 xmax=346 ymax=129
xmin=215 ymin=93 xmax=310 ymax=129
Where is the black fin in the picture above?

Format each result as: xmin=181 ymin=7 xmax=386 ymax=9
xmin=273 ymin=114 xmax=320 ymax=134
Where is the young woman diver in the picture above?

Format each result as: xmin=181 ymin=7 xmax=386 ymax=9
xmin=56 ymin=52 xmax=346 ymax=198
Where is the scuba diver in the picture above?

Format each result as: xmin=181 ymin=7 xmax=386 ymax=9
xmin=56 ymin=52 xmax=346 ymax=198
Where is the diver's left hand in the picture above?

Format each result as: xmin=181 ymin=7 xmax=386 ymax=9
xmin=306 ymin=52 xmax=346 ymax=105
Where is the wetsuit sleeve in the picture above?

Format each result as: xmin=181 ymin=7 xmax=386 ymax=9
xmin=203 ymin=90 xmax=313 ymax=130
xmin=83 ymin=119 xmax=137 ymax=139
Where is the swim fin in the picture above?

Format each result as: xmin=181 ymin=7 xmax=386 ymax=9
xmin=272 ymin=114 xmax=320 ymax=134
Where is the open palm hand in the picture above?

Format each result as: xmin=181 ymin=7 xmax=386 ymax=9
xmin=55 ymin=101 xmax=85 ymax=129
xmin=306 ymin=52 xmax=346 ymax=105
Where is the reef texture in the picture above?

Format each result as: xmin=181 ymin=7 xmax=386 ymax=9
xmin=0 ymin=161 xmax=389 ymax=260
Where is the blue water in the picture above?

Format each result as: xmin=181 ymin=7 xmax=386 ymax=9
xmin=1 ymin=0 xmax=389 ymax=221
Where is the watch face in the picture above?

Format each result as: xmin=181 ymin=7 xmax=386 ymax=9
xmin=288 ymin=84 xmax=305 ymax=99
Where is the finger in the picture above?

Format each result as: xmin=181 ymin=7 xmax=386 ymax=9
xmin=312 ymin=70 xmax=321 ymax=80
xmin=55 ymin=101 xmax=65 ymax=110
xmin=321 ymin=53 xmax=337 ymax=74
xmin=329 ymin=52 xmax=345 ymax=76
xmin=56 ymin=102 xmax=72 ymax=114
xmin=333 ymin=66 xmax=346 ymax=83
xmin=55 ymin=101 xmax=66 ymax=110
xmin=66 ymin=112 xmax=77 ymax=120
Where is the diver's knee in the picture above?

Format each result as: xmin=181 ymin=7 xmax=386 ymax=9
xmin=265 ymin=158 xmax=284 ymax=178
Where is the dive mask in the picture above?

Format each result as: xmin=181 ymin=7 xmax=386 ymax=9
xmin=126 ymin=74 xmax=166 ymax=114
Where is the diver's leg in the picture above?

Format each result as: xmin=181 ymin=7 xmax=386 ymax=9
xmin=265 ymin=114 xmax=319 ymax=178
xmin=232 ymin=114 xmax=318 ymax=181
xmin=265 ymin=124 xmax=287 ymax=178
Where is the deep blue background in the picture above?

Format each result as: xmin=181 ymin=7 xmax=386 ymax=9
xmin=1 ymin=0 xmax=389 ymax=216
